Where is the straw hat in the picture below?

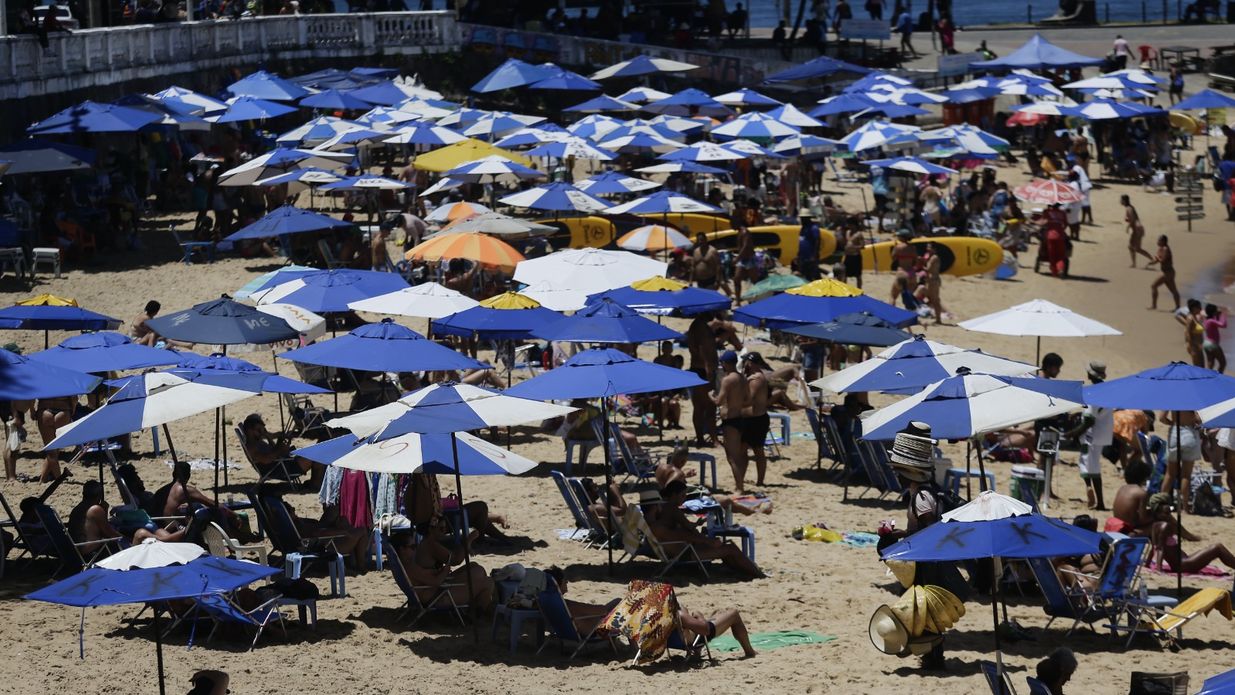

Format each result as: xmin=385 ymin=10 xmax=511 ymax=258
xmin=869 ymin=605 xmax=909 ymax=656
xmin=889 ymin=421 xmax=937 ymax=483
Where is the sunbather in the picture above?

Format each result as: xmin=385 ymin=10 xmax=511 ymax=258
xmin=678 ymin=605 xmax=757 ymax=658
xmin=544 ymin=567 xmax=620 ymax=635
xmin=1148 ymin=493 xmax=1235 ymax=573
xmin=580 ymin=477 xmax=626 ymax=533
xmin=406 ymin=472 xmax=508 ymax=543
xmin=647 ymin=480 xmax=764 ymax=579
xmin=157 ymin=460 xmax=251 ymax=540
xmin=267 ymin=492 xmax=370 ymax=569
xmin=241 ymin=414 xmax=322 ymax=489
xmin=1107 ymin=459 xmax=1155 ymax=535
xmin=401 ymin=516 xmax=494 ymax=611
xmin=68 ymin=480 xmax=184 ymax=553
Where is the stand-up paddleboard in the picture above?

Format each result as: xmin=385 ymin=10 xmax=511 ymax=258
xmin=705 ymin=226 xmax=837 ymax=265
xmin=861 ymin=237 xmax=1003 ymax=276
xmin=1168 ymin=111 xmax=1200 ymax=135
xmin=535 ymin=215 xmax=617 ymax=250
xmin=639 ymin=213 xmax=730 ymax=236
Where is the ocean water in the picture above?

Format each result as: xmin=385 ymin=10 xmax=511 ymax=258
xmin=744 ymin=0 xmax=1176 ymax=26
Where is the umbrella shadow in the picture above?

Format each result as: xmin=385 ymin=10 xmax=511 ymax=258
xmin=472 ymin=535 xmax=550 ymax=557
xmin=395 ymin=631 xmax=628 ymax=667
xmin=556 ymin=560 xmax=755 ymax=589
xmin=890 ymin=657 xmax=997 ymax=679
xmin=352 ymin=604 xmax=469 ymax=637
xmin=108 ymin=613 xmax=356 ymax=651
xmin=1062 ymin=274 xmax=1109 ymax=283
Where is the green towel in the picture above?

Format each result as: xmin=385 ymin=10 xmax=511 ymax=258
xmin=707 ymin=630 xmax=836 ymax=653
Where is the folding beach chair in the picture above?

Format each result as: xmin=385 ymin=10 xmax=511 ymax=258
xmin=170 ymin=224 xmax=214 ymax=265
xmin=34 ymin=503 xmax=120 ymax=576
xmin=281 ymin=392 xmax=330 ymax=438
xmin=550 ymin=470 xmax=592 ymax=542
xmin=1138 ymin=587 xmax=1232 ymax=649
xmin=1025 ymin=556 xmax=1102 ymax=634
xmin=804 ymin=408 xmax=840 ymax=471
xmin=536 ymin=578 xmax=619 ymax=658
xmin=599 ymin=421 xmax=657 ymax=487
xmin=235 ymin=426 xmax=303 ymax=488
xmin=317 ymin=239 xmax=344 ymax=269
xmin=616 ymin=504 xmax=708 ymax=579
xmin=382 ymin=538 xmax=467 ymax=625
xmin=980 ymin=660 xmax=1016 ymax=695
xmin=568 ymin=478 xmax=612 ymax=549
xmin=862 ymin=439 xmax=904 ymax=499
xmin=1025 ymin=677 xmax=1052 ymax=695
xmin=1060 ymin=536 xmax=1177 ymax=646
xmin=197 ymin=594 xmax=286 ymax=650
xmin=257 ymin=493 xmax=346 ymax=595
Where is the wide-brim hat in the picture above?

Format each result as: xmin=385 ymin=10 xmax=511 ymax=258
xmin=869 ymin=605 xmax=909 ymax=656
xmin=889 ymin=421 xmax=937 ymax=481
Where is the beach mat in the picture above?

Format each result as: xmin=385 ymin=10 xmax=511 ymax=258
xmin=708 ymin=630 xmax=835 ymax=653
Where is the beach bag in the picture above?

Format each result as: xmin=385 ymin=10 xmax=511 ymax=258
xmin=1191 ymin=474 xmax=1223 ymax=516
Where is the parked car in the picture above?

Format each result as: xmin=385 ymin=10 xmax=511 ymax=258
xmin=32 ymin=4 xmax=80 ymax=30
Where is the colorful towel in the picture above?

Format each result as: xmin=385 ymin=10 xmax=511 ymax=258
xmin=599 ymin=580 xmax=681 ymax=665
xmin=1148 ymin=563 xmax=1232 ymax=580
xmin=708 ymin=630 xmax=835 ymax=653
xmin=840 ymin=531 xmax=881 ymax=548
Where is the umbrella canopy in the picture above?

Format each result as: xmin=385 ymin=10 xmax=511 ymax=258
xmin=28 ymin=100 xmax=161 ymax=135
xmin=1013 ymin=178 xmax=1085 ymax=205
xmin=297 ymin=430 xmax=537 ymax=475
xmin=251 ymin=167 xmax=342 ymax=193
xmin=254 ymin=269 xmax=409 ymax=314
xmin=494 ymin=126 xmax=571 ymax=149
xmin=223 ymin=205 xmax=351 ymax=242
xmin=576 ymin=171 xmax=661 ymax=195
xmin=172 ymin=352 xmax=328 ymax=394
xmin=528 ymin=64 xmax=603 ymax=91
xmin=1171 ymin=89 xmax=1235 ymax=111
xmin=734 ymin=280 xmax=916 ymax=329
xmin=589 ymin=276 xmax=731 ymax=316
xmin=278 ymin=318 xmax=481 ymax=372
xmin=617 ymin=224 xmax=692 ymax=253
xmin=439 ymin=212 xmax=555 ymax=238
xmin=605 ymin=190 xmax=722 ymax=216
xmin=972 ymin=33 xmax=1103 ymax=70
xmin=514 ymin=247 xmax=668 ymax=295
xmin=146 ymin=296 xmax=300 ymax=345
xmin=425 ymin=201 xmax=490 ymax=223
xmin=658 ymin=141 xmax=746 ymax=163
xmin=533 ymin=298 xmax=683 ymax=344
xmin=471 ymin=58 xmax=558 ymax=93
xmin=1064 ymin=98 xmax=1164 ymax=120
xmin=809 ymin=93 xmax=886 ymax=118
xmin=568 ymin=114 xmax=624 ymax=141
xmin=0 ymin=299 xmax=120 ymax=331
xmin=211 ymin=96 xmax=299 ymax=123
xmin=859 ymin=372 xmax=1084 ymax=441
xmin=405 ymin=139 xmax=532 ymax=173
xmin=1195 ymin=668 xmax=1235 ymax=695
xmin=782 ymin=312 xmax=913 ymax=347
xmin=216 ymin=147 xmax=352 ymax=187
xmin=713 ymin=88 xmax=781 ymax=107
xmin=28 ymin=552 xmax=277 ymax=607
xmin=348 ymin=282 xmax=479 ymax=320
xmin=763 ymin=55 xmax=871 ymax=83
xmin=405 ymin=231 xmax=525 ymax=270
xmin=1014 ymin=99 xmax=1079 ymax=117
xmin=299 ymin=88 xmax=371 ymax=111
xmin=766 ymin=103 xmax=824 ymax=128
xmin=615 ymin=86 xmax=673 ymax=104
xmin=839 ymin=120 xmax=921 ymax=153
xmin=430 ymin=292 xmax=562 ymax=340
xmin=498 ymin=182 xmax=611 ymax=213
xmin=811 ymin=336 xmax=1035 ymax=394
xmin=643 ymin=88 xmax=733 ymax=117
xmin=1084 ymin=362 xmax=1235 ymax=411
xmin=149 ymin=85 xmax=228 ymax=114
xmin=880 ymin=497 xmax=1101 ymax=561
xmin=444 ymin=155 xmax=544 ymax=181
xmin=275 ymin=116 xmax=365 ymax=145
xmin=29 ymin=332 xmax=180 ymax=373
xmin=524 ymin=139 xmax=618 ymax=161
xmin=0 ymin=139 xmax=95 ymax=174
xmin=864 ymin=156 xmax=957 ymax=176
xmin=327 ymin=382 xmax=576 ymax=440
xmin=599 ymin=132 xmax=685 ymax=154
xmin=635 ymin=161 xmax=727 ymax=174
xmin=591 ymin=55 xmax=699 ymax=80
xmin=46 ymin=369 xmax=264 ymax=449
xmin=0 ymin=348 xmax=102 ymax=400
xmin=95 ymin=537 xmax=204 ymax=570
xmin=563 ymin=95 xmax=641 ymax=114
xmin=382 ymin=122 xmax=468 ymax=147
xmin=507 ymin=347 xmax=705 ymax=400
xmin=319 ymin=175 xmax=410 ymax=191
xmin=712 ymin=113 xmax=800 ymax=140
xmin=253 ymin=303 xmax=327 ymax=344
xmin=959 ymin=299 xmax=1121 ymax=338
xmin=349 ymin=79 xmax=438 ymax=106
xmin=234 ymin=265 xmax=318 ymax=300
xmin=227 ymin=70 xmax=309 ymax=101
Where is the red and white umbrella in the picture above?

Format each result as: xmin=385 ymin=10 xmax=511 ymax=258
xmin=1013 ymin=178 xmax=1084 ymax=205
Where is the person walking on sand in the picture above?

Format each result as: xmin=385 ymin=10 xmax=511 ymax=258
xmin=922 ymin=243 xmax=946 ymax=323
xmin=1122 ymin=195 xmax=1153 ymax=267
xmin=1147 ymin=234 xmax=1180 ymax=311
xmin=1203 ymin=303 xmax=1227 ymax=372
xmin=1178 ymin=299 xmax=1204 ymax=366
xmin=1112 ymin=34 xmax=1131 ymax=70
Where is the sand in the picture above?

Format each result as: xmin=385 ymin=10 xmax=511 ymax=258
xmin=3 ymin=135 xmax=1235 ymax=695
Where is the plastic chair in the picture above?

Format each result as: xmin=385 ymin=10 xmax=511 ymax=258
xmin=944 ymin=467 xmax=996 ymax=496
xmin=202 ymin=521 xmax=269 ymax=566
xmin=0 ymin=247 xmax=26 ymax=279
xmin=491 ymin=578 xmax=544 ymax=654
xmin=30 ymin=247 xmax=61 ymax=278
xmin=169 ymin=225 xmax=214 ymax=265
xmin=804 ymin=408 xmax=840 ymax=471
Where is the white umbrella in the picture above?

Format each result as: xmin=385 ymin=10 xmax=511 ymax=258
xmin=941 ymin=490 xmax=1032 ymax=522
xmin=424 ymin=201 xmax=490 ymax=223
xmin=330 ymin=430 xmax=538 ymax=474
xmin=766 ymin=103 xmax=824 ymax=128
xmin=348 ymin=282 xmax=480 ymax=320
xmin=614 ymin=86 xmax=673 ymax=104
xmin=657 ymin=141 xmax=746 ymax=162
xmin=251 ymin=168 xmax=343 ymax=195
xmin=95 ymin=538 xmax=205 ymax=570
xmin=1015 ymin=99 xmax=1078 ymax=116
xmin=518 ymin=280 xmax=590 ymax=312
xmin=712 ymin=113 xmax=801 ymax=140
xmin=217 ymin=148 xmax=352 ymax=187
xmin=959 ymin=299 xmax=1121 ymax=362
xmin=514 ymin=248 xmax=668 ymax=295
xmin=255 ymin=303 xmax=327 ymax=344
xmin=498 ymin=183 xmax=611 ymax=214
xmin=811 ymin=337 xmax=1036 ymax=394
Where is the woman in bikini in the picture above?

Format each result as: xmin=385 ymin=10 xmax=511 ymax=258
xmin=1147 ymin=234 xmax=1181 ymax=311
xmin=1121 ymin=195 xmax=1153 ymax=268
xmin=35 ymin=395 xmax=76 ymax=482
xmin=1177 ymin=299 xmax=1205 ymax=367
xmin=1203 ymin=303 xmax=1227 ymax=373
xmin=1149 ymin=494 xmax=1235 ymax=573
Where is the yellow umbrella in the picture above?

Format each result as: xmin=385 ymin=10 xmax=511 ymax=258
xmin=479 ymin=291 xmax=542 ymax=309
xmin=629 ymin=276 xmax=687 ymax=292
xmin=405 ymin=232 xmax=525 ymax=271
xmin=16 ymin=294 xmax=79 ymax=306
xmin=786 ymin=278 xmax=863 ymax=297
xmin=413 ymin=139 xmax=533 ymax=173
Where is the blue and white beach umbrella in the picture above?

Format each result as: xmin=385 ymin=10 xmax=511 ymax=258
xmin=811 ymin=336 xmax=1035 ymax=394
xmin=279 ymin=318 xmax=481 ymax=373
xmin=563 ymin=95 xmax=641 ymax=113
xmin=575 ymin=171 xmax=661 ymax=195
xmin=29 ymin=332 xmax=180 ymax=374
xmin=275 ymin=116 xmax=366 ymax=146
xmin=643 ymin=88 xmax=733 ymax=117
xmin=591 ymin=55 xmax=699 ymax=80
xmin=1064 ymin=98 xmax=1164 ymax=120
xmin=862 ymin=156 xmax=957 ymax=176
xmin=255 ymin=269 xmax=409 ymax=314
xmin=713 ymin=88 xmax=782 ymax=107
xmin=227 ymin=70 xmax=309 ymax=101
xmin=614 ymin=86 xmax=672 ymax=104
xmin=498 ymin=182 xmax=611 ymax=213
xmin=216 ymin=147 xmax=352 ymax=186
xmin=524 ymin=138 xmax=618 ymax=161
xmin=604 ymin=190 xmax=722 ymax=216
xmin=596 ymin=131 xmax=683 ymax=154
xmin=766 ymin=103 xmax=824 ymax=128
xmin=711 ymin=113 xmax=800 ymax=140
xmin=443 ymin=155 xmax=545 ymax=181
xmin=839 ymin=120 xmax=921 ymax=152
xmin=658 ymin=141 xmax=747 ymax=162
xmin=299 ymin=88 xmax=371 ymax=112
xmin=211 ymin=96 xmax=299 ymax=123
xmin=567 ymin=114 xmax=623 ymax=141
xmin=382 ymin=121 xmax=467 ymax=146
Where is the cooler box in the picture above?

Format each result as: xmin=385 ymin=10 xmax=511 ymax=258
xmin=1009 ymin=465 xmax=1045 ymax=502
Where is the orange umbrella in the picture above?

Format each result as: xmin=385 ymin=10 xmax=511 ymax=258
xmin=405 ymin=232 xmax=524 ymax=271
xmin=425 ymin=201 xmax=490 ymax=224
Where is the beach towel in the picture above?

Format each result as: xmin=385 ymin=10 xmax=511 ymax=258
xmin=1148 ymin=562 xmax=1232 ymax=580
xmin=599 ymin=580 xmax=681 ymax=665
xmin=840 ymin=531 xmax=881 ymax=548
xmin=708 ymin=630 xmax=836 ymax=653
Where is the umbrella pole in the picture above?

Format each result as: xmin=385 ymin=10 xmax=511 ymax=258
xmin=273 ymin=349 xmax=287 ymax=435
xmin=448 ymin=432 xmax=479 ymax=643
xmin=154 ymin=606 xmax=166 ymax=695
xmin=1175 ymin=412 xmax=1183 ymax=599
xmin=964 ymin=440 xmax=973 ymax=500
xmin=975 ymin=441 xmax=990 ymax=493
xmin=221 ymin=345 xmax=229 ymax=490
xmin=44 ymin=330 xmax=49 ymax=350
xmin=602 ymin=398 xmax=615 ymax=574
xmin=213 ymin=408 xmax=221 ymax=506
xmin=992 ymin=556 xmax=1004 ymax=685
xmin=1035 ymin=336 xmax=1041 ymax=366
xmin=162 ymin=424 xmax=179 ymax=463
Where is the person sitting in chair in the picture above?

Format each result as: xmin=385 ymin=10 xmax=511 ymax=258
xmin=395 ymin=515 xmax=494 ymax=612
xmin=69 ymin=480 xmax=186 ymax=553
xmin=241 ymin=413 xmax=322 ymax=489
xmin=645 ymin=479 xmax=764 ymax=579
xmin=155 ymin=460 xmax=253 ymax=542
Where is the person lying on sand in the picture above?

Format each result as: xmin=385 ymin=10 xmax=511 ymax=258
xmin=1148 ymin=493 xmax=1235 ymax=574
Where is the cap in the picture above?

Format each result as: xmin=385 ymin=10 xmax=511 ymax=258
xmin=742 ymin=351 xmax=771 ymax=370
xmin=719 ymin=349 xmax=739 ymax=364
xmin=1087 ymin=361 xmax=1106 ymax=379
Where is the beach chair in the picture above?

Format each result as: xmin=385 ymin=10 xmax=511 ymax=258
xmin=1062 ymin=536 xmax=1177 ymax=646
xmin=568 ymin=478 xmax=612 ymax=549
xmin=235 ymin=426 xmax=303 ymax=488
xmin=258 ymin=494 xmax=346 ymax=595
xmin=980 ymin=660 xmax=1016 ymax=695
xmin=170 ymin=224 xmax=214 ymax=265
xmin=281 ymin=392 xmax=330 ymax=437
xmin=600 ymin=421 xmax=658 ymax=487
xmin=34 ymin=503 xmax=120 ymax=575
xmin=197 ymin=594 xmax=285 ymax=650
xmin=0 ymin=489 xmax=48 ymax=569
xmin=1025 ymin=556 xmax=1102 ymax=634
xmin=536 ymin=579 xmax=619 ymax=658
xmin=829 ymin=158 xmax=860 ymax=184
xmin=804 ymin=408 xmax=840 ymax=471
xmin=616 ymin=504 xmax=708 ymax=579
xmin=1025 ymin=677 xmax=1051 ymax=695
xmin=317 ymin=239 xmax=344 ymax=269
xmin=1137 ymin=587 xmax=1233 ymax=649
xmin=381 ymin=538 xmax=467 ymax=625
xmin=202 ymin=521 xmax=269 ymax=566
xmin=863 ymin=440 xmax=904 ymax=499
xmin=550 ymin=470 xmax=592 ymax=542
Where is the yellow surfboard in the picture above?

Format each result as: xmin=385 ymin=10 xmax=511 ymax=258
xmin=533 ymin=215 xmax=618 ymax=250
xmin=1169 ymin=111 xmax=1200 ymax=135
xmin=861 ymin=236 xmax=1002 ymax=276
xmin=637 ymin=212 xmax=729 ymax=236
xmin=704 ymin=225 xmax=837 ymax=265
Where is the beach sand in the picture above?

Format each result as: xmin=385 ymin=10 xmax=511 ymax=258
xmin=2 ymin=139 xmax=1235 ymax=694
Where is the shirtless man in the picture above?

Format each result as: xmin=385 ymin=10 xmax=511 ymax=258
xmin=691 ymin=233 xmax=722 ymax=291
xmin=687 ymin=312 xmax=719 ymax=447
xmin=741 ymin=352 xmax=772 ymax=489
xmin=130 ymin=300 xmax=162 ymax=347
xmin=889 ymin=231 xmax=918 ymax=299
xmin=68 ymin=480 xmax=182 ymax=554
xmin=714 ymin=350 xmax=750 ymax=493
xmin=370 ymin=225 xmax=391 ymax=271
xmin=732 ymin=224 xmax=755 ymax=303
xmin=1107 ymin=459 xmax=1156 ymax=535
xmin=923 ymin=243 xmax=946 ymax=324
